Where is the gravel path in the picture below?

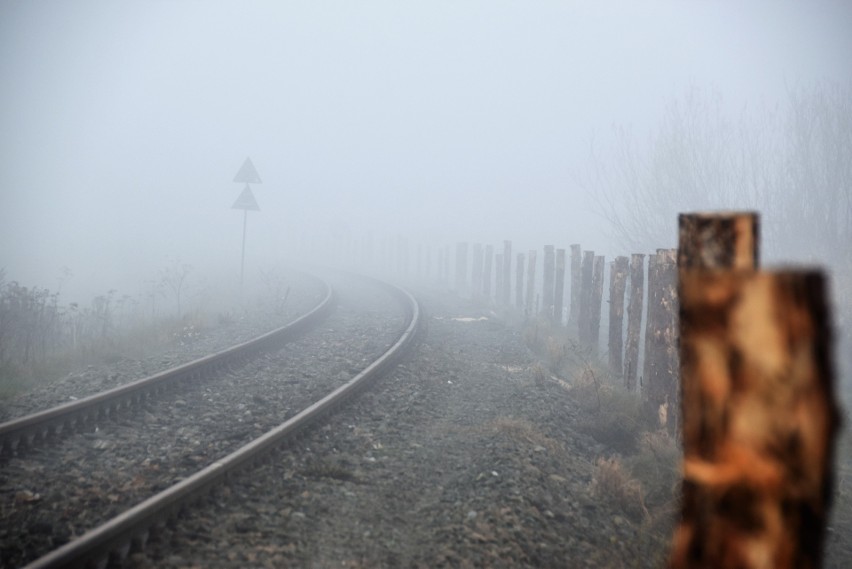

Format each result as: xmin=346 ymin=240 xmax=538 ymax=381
xmin=0 ymin=274 xmax=405 ymax=568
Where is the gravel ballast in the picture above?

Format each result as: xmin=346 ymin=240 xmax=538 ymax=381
xmin=0 ymin=274 xmax=405 ymax=568
xmin=4 ymin=281 xmax=850 ymax=568
xmin=125 ymin=289 xmax=673 ymax=568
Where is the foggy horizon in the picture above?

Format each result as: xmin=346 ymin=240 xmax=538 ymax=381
xmin=2 ymin=1 xmax=852 ymax=305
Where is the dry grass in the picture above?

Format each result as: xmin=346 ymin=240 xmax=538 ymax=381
xmin=0 ymin=312 xmax=213 ymax=399
xmin=589 ymin=456 xmax=649 ymax=521
xmin=477 ymin=417 xmax=563 ymax=455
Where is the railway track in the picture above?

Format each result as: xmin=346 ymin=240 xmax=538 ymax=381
xmin=1 ymin=273 xmax=420 ymax=569
xmin=0 ymin=274 xmax=334 ymax=456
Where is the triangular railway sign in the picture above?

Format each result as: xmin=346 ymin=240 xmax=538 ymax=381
xmin=233 ymin=157 xmax=262 ymax=184
xmin=232 ymin=184 xmax=260 ymax=211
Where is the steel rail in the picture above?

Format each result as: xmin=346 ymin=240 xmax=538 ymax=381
xmin=23 ymin=277 xmax=420 ymax=569
xmin=0 ymin=277 xmax=335 ymax=456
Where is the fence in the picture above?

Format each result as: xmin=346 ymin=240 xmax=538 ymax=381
xmin=324 ymin=211 xmax=840 ymax=568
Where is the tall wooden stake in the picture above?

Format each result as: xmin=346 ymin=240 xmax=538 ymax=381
xmin=624 ymin=253 xmax=645 ymax=391
xmin=608 ymin=256 xmax=629 ymax=377
xmin=542 ymin=245 xmax=555 ymax=319
xmin=525 ymin=250 xmax=537 ymax=318
xmin=671 ymin=270 xmax=840 ymax=569
xmin=554 ymin=249 xmax=566 ymax=325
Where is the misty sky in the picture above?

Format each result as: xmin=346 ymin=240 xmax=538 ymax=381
xmin=2 ymin=1 xmax=851 ymax=301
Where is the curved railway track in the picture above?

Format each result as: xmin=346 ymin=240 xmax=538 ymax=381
xmin=1 ymin=274 xmax=421 ymax=569
xmin=0 ymin=277 xmax=335 ymax=457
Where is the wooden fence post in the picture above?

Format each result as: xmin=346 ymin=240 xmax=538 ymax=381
xmin=670 ymin=270 xmax=840 ymax=569
xmin=589 ymin=255 xmax=605 ymax=351
xmin=525 ymin=250 xmax=537 ymax=318
xmin=554 ymin=249 xmax=567 ymax=325
xmin=608 ymin=256 xmax=629 ymax=377
xmin=578 ymin=250 xmax=594 ymax=344
xmin=677 ymin=211 xmax=759 ymax=270
xmin=643 ymin=249 xmax=677 ymax=429
xmin=495 ymin=254 xmax=504 ymax=305
xmin=503 ymin=240 xmax=512 ymax=306
xmin=472 ymin=243 xmax=483 ymax=298
xmin=455 ymin=242 xmax=468 ymax=295
xmin=516 ymin=252 xmax=525 ymax=309
xmin=483 ymin=245 xmax=493 ymax=299
xmin=542 ymin=245 xmax=555 ymax=319
xmin=624 ymin=253 xmax=645 ymax=391
xmin=569 ymin=244 xmax=582 ymax=332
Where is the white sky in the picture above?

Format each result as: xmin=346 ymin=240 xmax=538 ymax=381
xmin=1 ymin=1 xmax=851 ymax=301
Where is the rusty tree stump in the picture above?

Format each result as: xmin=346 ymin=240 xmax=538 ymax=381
xmin=670 ymin=269 xmax=840 ymax=569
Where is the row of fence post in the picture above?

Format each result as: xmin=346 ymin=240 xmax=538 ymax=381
xmin=446 ymin=239 xmax=680 ymax=411
xmin=304 ymin=212 xmax=840 ymax=566
xmin=448 ymin=214 xmax=839 ymax=568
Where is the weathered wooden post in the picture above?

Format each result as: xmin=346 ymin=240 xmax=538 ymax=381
xmin=608 ymin=256 xmax=629 ymax=377
xmin=677 ymin=211 xmax=759 ymax=270
xmin=589 ymin=255 xmax=605 ymax=351
xmin=554 ymin=249 xmax=567 ymax=325
xmin=525 ymin=250 xmax=537 ymax=318
xmin=455 ymin=242 xmax=468 ymax=295
xmin=624 ymin=253 xmax=645 ymax=391
xmin=670 ymin=269 xmax=840 ymax=569
xmin=642 ymin=249 xmax=677 ymax=429
xmin=472 ymin=243 xmax=484 ymax=298
xmin=542 ymin=245 xmax=555 ymax=319
xmin=443 ymin=245 xmax=450 ymax=286
xmin=516 ymin=252 xmax=525 ymax=309
xmin=569 ymin=244 xmax=582 ymax=332
xmin=483 ymin=245 xmax=493 ymax=299
xmin=578 ymin=250 xmax=594 ymax=344
xmin=495 ymin=251 xmax=503 ymax=300
xmin=502 ymin=240 xmax=512 ymax=306
xmin=495 ymin=254 xmax=504 ymax=306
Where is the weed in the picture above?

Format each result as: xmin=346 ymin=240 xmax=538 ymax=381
xmin=589 ymin=455 xmax=649 ymax=522
xmin=302 ymin=459 xmax=356 ymax=482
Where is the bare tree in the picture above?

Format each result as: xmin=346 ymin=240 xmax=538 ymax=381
xmin=586 ymin=82 xmax=852 ymax=276
xmin=159 ymin=260 xmax=192 ymax=318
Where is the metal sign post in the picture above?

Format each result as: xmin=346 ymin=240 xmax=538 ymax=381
xmin=232 ymin=157 xmax=262 ymax=287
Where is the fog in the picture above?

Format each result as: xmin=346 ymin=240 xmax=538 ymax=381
xmin=2 ymin=1 xmax=851 ymax=304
